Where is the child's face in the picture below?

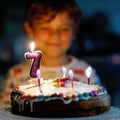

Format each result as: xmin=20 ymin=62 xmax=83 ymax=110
xmin=27 ymin=13 xmax=75 ymax=58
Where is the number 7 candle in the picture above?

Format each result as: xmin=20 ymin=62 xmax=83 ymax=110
xmin=24 ymin=41 xmax=42 ymax=78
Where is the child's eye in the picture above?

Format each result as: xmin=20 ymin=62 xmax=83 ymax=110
xmin=40 ymin=27 xmax=49 ymax=31
xmin=60 ymin=28 xmax=70 ymax=31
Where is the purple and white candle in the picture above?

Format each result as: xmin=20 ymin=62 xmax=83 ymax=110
xmin=69 ymin=69 xmax=74 ymax=88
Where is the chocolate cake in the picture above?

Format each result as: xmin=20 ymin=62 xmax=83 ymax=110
xmin=10 ymin=78 xmax=111 ymax=117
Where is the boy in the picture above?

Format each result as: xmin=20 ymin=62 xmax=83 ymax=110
xmin=0 ymin=0 xmax=100 ymax=107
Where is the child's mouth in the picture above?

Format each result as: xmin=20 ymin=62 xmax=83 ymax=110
xmin=47 ymin=43 xmax=60 ymax=47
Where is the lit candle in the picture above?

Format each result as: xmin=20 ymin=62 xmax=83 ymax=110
xmin=69 ymin=69 xmax=74 ymax=88
xmin=36 ymin=69 xmax=41 ymax=87
xmin=31 ymin=41 xmax=35 ymax=53
xmin=25 ymin=41 xmax=42 ymax=78
xmin=85 ymin=66 xmax=92 ymax=84
xmin=62 ymin=66 xmax=67 ymax=78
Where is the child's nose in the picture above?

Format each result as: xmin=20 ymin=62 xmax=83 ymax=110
xmin=50 ymin=29 xmax=60 ymax=39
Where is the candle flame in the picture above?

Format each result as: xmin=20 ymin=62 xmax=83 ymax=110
xmin=36 ymin=69 xmax=40 ymax=78
xmin=30 ymin=41 xmax=35 ymax=53
xmin=85 ymin=66 xmax=92 ymax=78
xmin=69 ymin=69 xmax=74 ymax=78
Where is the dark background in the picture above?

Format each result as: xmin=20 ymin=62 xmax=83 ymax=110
xmin=0 ymin=0 xmax=120 ymax=107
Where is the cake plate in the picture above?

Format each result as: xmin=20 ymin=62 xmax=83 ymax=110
xmin=0 ymin=107 xmax=120 ymax=120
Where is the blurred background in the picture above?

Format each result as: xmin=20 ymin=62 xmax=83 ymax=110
xmin=0 ymin=0 xmax=120 ymax=107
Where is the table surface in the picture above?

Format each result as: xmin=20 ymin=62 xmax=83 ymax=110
xmin=0 ymin=107 xmax=120 ymax=120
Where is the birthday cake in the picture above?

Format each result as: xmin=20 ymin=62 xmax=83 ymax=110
xmin=10 ymin=77 xmax=111 ymax=117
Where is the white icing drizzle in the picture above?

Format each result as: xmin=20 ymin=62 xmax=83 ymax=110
xmin=16 ymin=99 xmax=25 ymax=112
xmin=62 ymin=98 xmax=72 ymax=104
xmin=30 ymin=98 xmax=44 ymax=112
xmin=30 ymin=99 xmax=37 ymax=112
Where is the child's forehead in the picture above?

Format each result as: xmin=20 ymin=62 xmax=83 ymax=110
xmin=32 ymin=12 xmax=73 ymax=24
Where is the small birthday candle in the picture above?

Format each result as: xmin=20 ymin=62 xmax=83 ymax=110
xmin=85 ymin=66 xmax=92 ymax=84
xmin=62 ymin=66 xmax=67 ymax=78
xmin=69 ymin=69 xmax=74 ymax=88
xmin=36 ymin=69 xmax=41 ymax=87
